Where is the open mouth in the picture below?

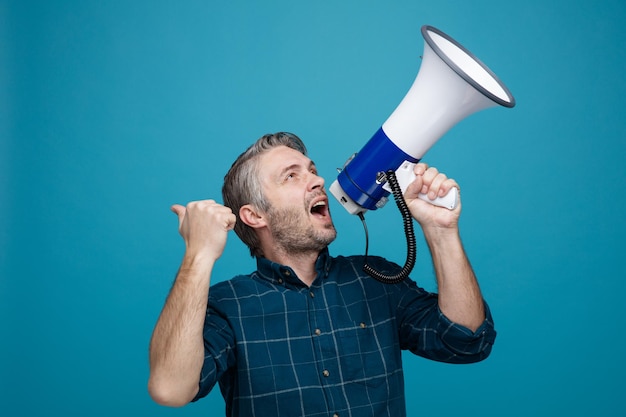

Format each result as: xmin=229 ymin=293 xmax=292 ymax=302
xmin=310 ymin=199 xmax=329 ymax=218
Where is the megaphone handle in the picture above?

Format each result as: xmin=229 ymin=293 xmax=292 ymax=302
xmin=417 ymin=187 xmax=458 ymax=210
xmin=393 ymin=161 xmax=459 ymax=210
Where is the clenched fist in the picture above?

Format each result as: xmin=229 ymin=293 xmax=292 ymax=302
xmin=171 ymin=200 xmax=236 ymax=262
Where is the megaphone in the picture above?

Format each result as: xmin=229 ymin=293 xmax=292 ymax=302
xmin=330 ymin=25 xmax=515 ymax=215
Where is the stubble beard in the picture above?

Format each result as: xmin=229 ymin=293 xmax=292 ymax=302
xmin=266 ymin=205 xmax=337 ymax=255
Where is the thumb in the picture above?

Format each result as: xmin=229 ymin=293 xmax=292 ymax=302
xmin=170 ymin=204 xmax=186 ymax=229
xmin=403 ymin=175 xmax=423 ymax=200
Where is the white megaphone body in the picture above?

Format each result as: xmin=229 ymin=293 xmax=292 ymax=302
xmin=330 ymin=25 xmax=515 ymax=215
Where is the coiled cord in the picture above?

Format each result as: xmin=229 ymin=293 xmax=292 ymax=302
xmin=360 ymin=169 xmax=417 ymax=284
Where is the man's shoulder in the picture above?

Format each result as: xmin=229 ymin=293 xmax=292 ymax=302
xmin=209 ymin=273 xmax=260 ymax=298
xmin=328 ymin=253 xmax=421 ymax=294
xmin=330 ymin=254 xmax=402 ymax=274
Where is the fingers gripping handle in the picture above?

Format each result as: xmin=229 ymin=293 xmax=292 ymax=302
xmin=417 ymin=186 xmax=458 ymax=210
xmin=383 ymin=161 xmax=459 ymax=210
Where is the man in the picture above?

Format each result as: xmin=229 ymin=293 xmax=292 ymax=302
xmin=148 ymin=132 xmax=496 ymax=416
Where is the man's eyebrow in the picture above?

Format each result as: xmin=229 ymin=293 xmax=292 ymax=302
xmin=277 ymin=160 xmax=316 ymax=178
xmin=278 ymin=164 xmax=299 ymax=178
xmin=280 ymin=161 xmax=315 ymax=174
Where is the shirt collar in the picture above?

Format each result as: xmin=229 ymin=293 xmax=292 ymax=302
xmin=255 ymin=247 xmax=333 ymax=288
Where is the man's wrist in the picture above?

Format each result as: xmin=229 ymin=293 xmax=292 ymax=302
xmin=178 ymin=251 xmax=215 ymax=281
xmin=422 ymin=224 xmax=460 ymax=245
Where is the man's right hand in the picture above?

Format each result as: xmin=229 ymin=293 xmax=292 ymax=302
xmin=171 ymin=200 xmax=236 ymax=262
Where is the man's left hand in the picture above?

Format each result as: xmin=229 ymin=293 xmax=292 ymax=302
xmin=403 ymin=162 xmax=461 ymax=230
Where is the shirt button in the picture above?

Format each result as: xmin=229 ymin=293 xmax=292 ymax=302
xmin=314 ymin=328 xmax=321 ymax=336
xmin=278 ymin=278 xmax=283 ymax=284
xmin=284 ymin=270 xmax=291 ymax=276
xmin=360 ymin=322 xmax=366 ymax=329
xmin=322 ymin=369 xmax=330 ymax=377
xmin=333 ymin=414 xmax=339 ymax=417
xmin=309 ymin=292 xmax=315 ymax=298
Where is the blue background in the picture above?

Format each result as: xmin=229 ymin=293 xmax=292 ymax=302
xmin=2 ymin=1 xmax=625 ymax=416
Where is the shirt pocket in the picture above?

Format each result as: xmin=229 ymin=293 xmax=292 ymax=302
xmin=337 ymin=323 xmax=396 ymax=388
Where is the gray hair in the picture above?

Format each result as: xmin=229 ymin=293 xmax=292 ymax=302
xmin=222 ymin=132 xmax=308 ymax=258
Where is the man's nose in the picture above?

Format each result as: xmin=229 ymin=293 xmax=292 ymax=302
xmin=309 ymin=173 xmax=325 ymax=191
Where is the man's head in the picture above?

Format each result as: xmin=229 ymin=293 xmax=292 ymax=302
xmin=223 ymin=132 xmax=336 ymax=258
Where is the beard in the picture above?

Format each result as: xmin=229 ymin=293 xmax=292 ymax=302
xmin=266 ymin=203 xmax=337 ymax=255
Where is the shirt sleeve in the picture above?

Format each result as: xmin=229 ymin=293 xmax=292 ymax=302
xmin=396 ymin=277 xmax=497 ymax=364
xmin=192 ymin=296 xmax=237 ymax=402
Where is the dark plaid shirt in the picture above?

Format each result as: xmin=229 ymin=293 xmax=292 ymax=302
xmin=194 ymin=248 xmax=496 ymax=416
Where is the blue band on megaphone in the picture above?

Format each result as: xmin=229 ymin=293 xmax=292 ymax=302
xmin=337 ymin=127 xmax=419 ymax=211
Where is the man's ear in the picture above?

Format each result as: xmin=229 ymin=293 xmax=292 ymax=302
xmin=239 ymin=204 xmax=267 ymax=229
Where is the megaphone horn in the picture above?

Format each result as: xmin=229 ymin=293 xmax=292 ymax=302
xmin=330 ymin=25 xmax=515 ymax=215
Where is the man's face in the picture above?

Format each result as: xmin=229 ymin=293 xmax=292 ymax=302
xmin=257 ymin=146 xmax=337 ymax=254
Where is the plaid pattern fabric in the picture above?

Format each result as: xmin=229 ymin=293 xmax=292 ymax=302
xmin=195 ymin=248 xmax=496 ymax=416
